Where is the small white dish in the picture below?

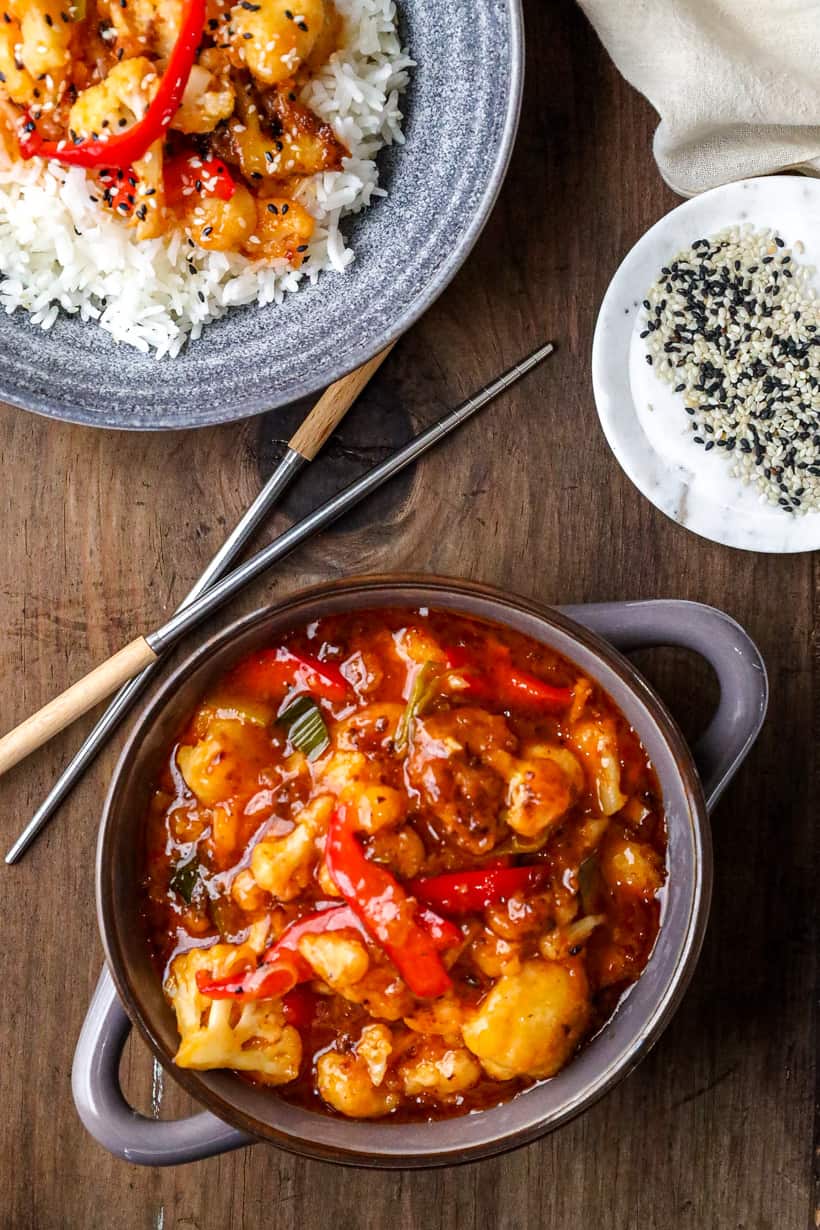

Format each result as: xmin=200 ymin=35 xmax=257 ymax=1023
xmin=592 ymin=175 xmax=820 ymax=553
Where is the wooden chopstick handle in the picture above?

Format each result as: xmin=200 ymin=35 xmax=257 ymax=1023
xmin=288 ymin=343 xmax=396 ymax=460
xmin=0 ymin=637 xmax=157 ymax=778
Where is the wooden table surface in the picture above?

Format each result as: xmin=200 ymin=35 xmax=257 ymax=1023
xmin=0 ymin=2 xmax=815 ymax=1227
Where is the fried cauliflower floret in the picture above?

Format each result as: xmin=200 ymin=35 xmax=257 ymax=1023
xmin=132 ymin=139 xmax=167 ymax=239
xmin=211 ymin=74 xmax=345 ymax=184
xmin=524 ymin=743 xmax=585 ymax=792
xmin=403 ymin=995 xmax=466 ymax=1044
xmin=462 ymin=959 xmax=590 ymax=1080
xmin=173 ymin=49 xmax=235 ymax=134
xmin=245 ymin=196 xmax=314 ymax=264
xmin=352 ymin=783 xmax=407 ymax=835
xmin=231 ymin=867 xmax=268 ymax=912
xmin=334 ymin=703 xmax=404 ymax=753
xmin=394 ymin=626 xmax=448 ymax=667
xmin=99 ymin=0 xmax=182 ymax=58
xmin=313 ymin=739 xmax=407 ymax=832
xmin=4 ymin=1 xmax=70 ymax=99
xmin=366 ymin=825 xmax=425 ymax=878
xmin=0 ymin=25 xmax=35 ymax=109
xmin=600 ymin=834 xmax=664 ymax=901
xmin=504 ymin=746 xmax=582 ymax=840
xmin=297 ymin=932 xmax=370 ymax=989
xmin=316 ymin=748 xmax=369 ymax=793
xmin=356 ymin=1023 xmax=393 ymax=1086
xmin=406 ymin=710 xmax=516 ymax=855
xmin=166 ymin=944 xmax=301 ymax=1084
xmin=181 ymin=181 xmax=258 ymax=252
xmin=316 ymin=1049 xmax=399 ymax=1118
xmin=230 ymin=0 xmax=327 ymax=86
xmin=176 ymin=715 xmax=272 ymax=806
xmin=397 ymin=1038 xmax=481 ymax=1100
xmin=69 ymin=57 xmax=159 ymax=140
xmin=250 ymin=795 xmax=333 ymax=901
xmin=315 ymin=858 xmax=343 ymax=898
xmin=335 ymin=962 xmax=414 ymax=1021
xmin=570 ymin=718 xmax=627 ymax=816
xmin=468 ymin=928 xmax=523 ymax=978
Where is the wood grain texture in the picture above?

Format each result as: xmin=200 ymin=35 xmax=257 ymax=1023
xmin=0 ymin=2 xmax=815 ymax=1228
xmin=289 ymin=345 xmax=396 ymax=460
xmin=0 ymin=636 xmax=156 ymax=776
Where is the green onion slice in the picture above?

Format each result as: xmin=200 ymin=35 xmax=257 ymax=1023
xmin=394 ymin=661 xmax=441 ymax=754
xmin=577 ymin=855 xmax=601 ymax=916
xmin=169 ymin=853 xmax=200 ymax=904
xmin=279 ymin=694 xmax=330 ymax=760
xmin=207 ymin=895 xmax=236 ymax=941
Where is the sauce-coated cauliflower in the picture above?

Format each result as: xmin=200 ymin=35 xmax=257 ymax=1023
xmin=570 ymin=719 xmax=627 ymax=816
xmin=166 ymin=944 xmax=301 ymax=1084
xmin=462 ymin=959 xmax=590 ymax=1080
xmin=230 ymin=0 xmax=327 ymax=86
xmin=317 ymin=1034 xmax=399 ymax=1119
xmin=397 ymin=1038 xmax=481 ymax=1099
xmin=600 ymin=834 xmax=664 ymax=900
xmin=297 ymin=931 xmax=370 ymax=989
xmin=249 ymin=794 xmax=333 ymax=900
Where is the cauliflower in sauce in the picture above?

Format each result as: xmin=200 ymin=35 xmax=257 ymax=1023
xmin=1 ymin=0 xmax=345 ymax=260
xmin=141 ymin=608 xmax=667 ymax=1121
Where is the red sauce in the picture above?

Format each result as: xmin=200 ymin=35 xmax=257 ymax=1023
xmin=140 ymin=608 xmax=666 ymax=1121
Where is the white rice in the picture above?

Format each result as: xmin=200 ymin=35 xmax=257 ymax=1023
xmin=0 ymin=0 xmax=412 ymax=359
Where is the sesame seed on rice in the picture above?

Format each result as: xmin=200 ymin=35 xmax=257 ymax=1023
xmin=0 ymin=0 xmax=413 ymax=361
xmin=643 ymin=225 xmax=820 ymax=515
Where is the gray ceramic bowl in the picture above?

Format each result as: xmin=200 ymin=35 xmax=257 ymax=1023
xmin=74 ymin=576 xmax=767 ymax=1167
xmin=0 ymin=3 xmax=523 ymax=430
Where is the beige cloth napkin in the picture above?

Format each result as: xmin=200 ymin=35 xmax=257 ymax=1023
xmin=577 ymin=0 xmax=820 ymax=197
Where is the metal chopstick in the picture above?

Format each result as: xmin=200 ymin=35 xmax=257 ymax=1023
xmin=145 ymin=342 xmax=554 ymax=657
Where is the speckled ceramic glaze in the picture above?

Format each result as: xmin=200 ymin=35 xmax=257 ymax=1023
xmin=0 ymin=1 xmax=523 ymax=430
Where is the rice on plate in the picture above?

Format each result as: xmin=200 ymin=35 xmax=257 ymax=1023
xmin=0 ymin=0 xmax=412 ymax=360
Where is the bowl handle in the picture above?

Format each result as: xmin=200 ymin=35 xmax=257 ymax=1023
xmin=559 ymin=599 xmax=768 ymax=811
xmin=72 ymin=967 xmax=255 ymax=1165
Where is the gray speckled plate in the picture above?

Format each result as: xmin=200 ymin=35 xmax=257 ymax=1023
xmin=0 ymin=1 xmax=523 ymax=430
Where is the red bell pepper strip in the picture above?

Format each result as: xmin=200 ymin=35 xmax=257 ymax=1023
xmin=165 ymin=154 xmax=236 ymax=203
xmin=196 ymin=899 xmax=459 ymax=1001
xmin=230 ymin=647 xmax=348 ymax=702
xmin=196 ymin=948 xmax=307 ymax=1001
xmin=497 ymin=666 xmax=573 ymax=708
xmin=97 ymin=166 xmax=139 ymax=218
xmin=197 ymin=904 xmax=354 ymax=1000
xmin=409 ymin=865 xmax=548 ymax=916
xmin=18 ymin=0 xmax=206 ymax=168
xmin=444 ymin=645 xmax=572 ymax=710
xmin=325 ymin=808 xmax=453 ymax=999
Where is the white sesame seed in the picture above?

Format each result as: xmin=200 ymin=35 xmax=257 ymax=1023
xmin=643 ymin=226 xmax=820 ymax=514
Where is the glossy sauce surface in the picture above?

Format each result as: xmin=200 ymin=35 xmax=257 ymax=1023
xmin=141 ymin=608 xmax=667 ymax=1121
